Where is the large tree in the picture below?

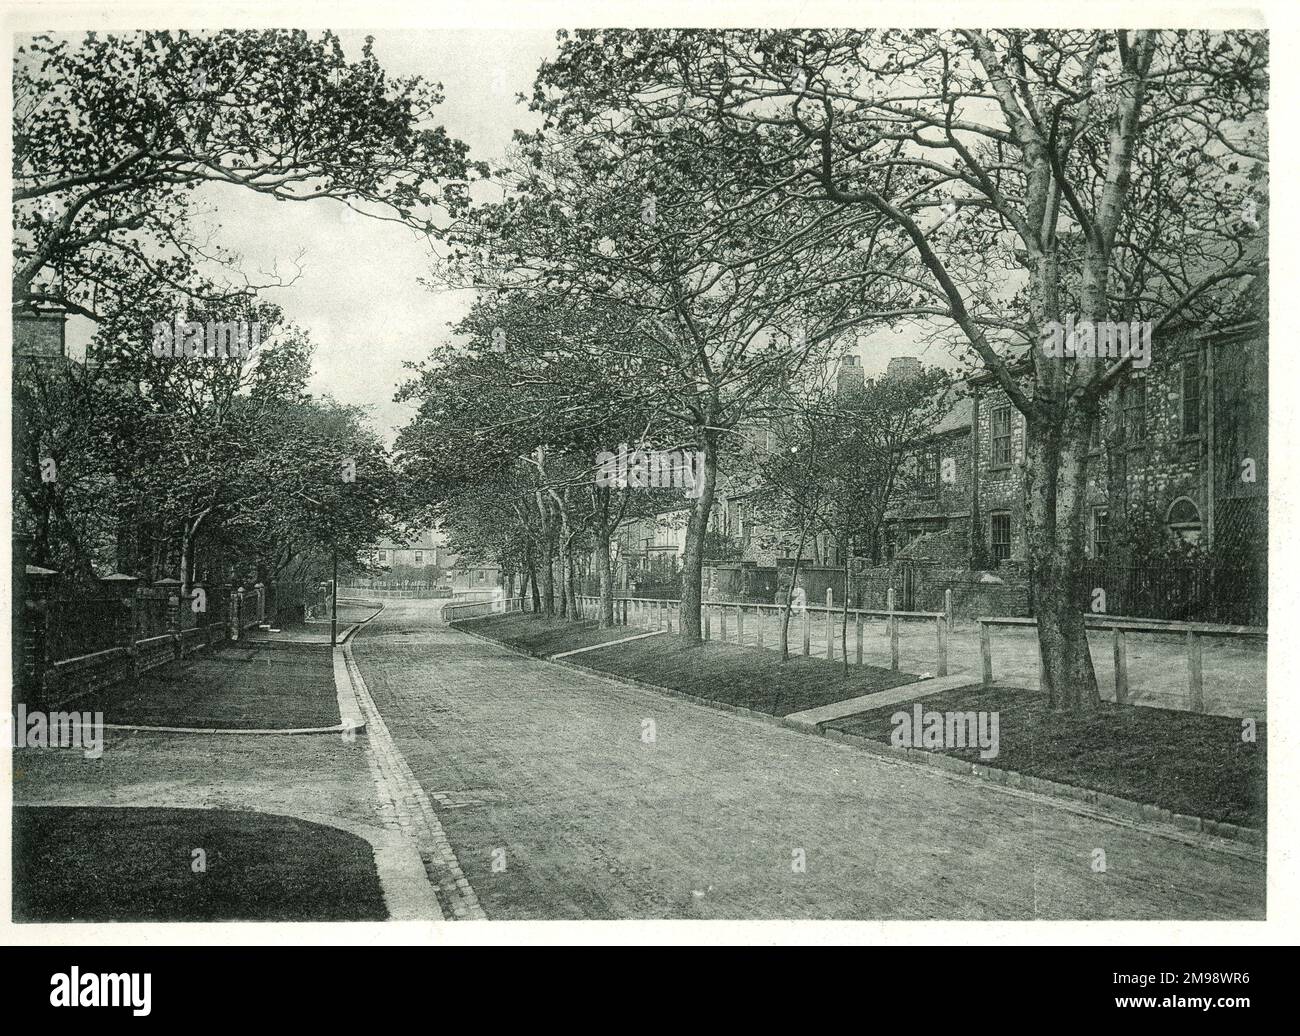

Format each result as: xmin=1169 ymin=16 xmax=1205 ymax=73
xmin=395 ymin=293 xmax=681 ymax=625
xmin=13 ymin=29 xmax=482 ymax=319
xmin=532 ymin=28 xmax=1267 ymax=708
xmin=441 ymin=90 xmax=910 ymax=640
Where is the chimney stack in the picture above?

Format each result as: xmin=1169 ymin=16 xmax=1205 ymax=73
xmin=837 ymin=353 xmax=864 ymax=397
xmin=885 ymin=356 xmax=922 ymax=382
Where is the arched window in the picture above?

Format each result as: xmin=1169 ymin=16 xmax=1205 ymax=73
xmin=1166 ymin=497 xmax=1203 ymax=546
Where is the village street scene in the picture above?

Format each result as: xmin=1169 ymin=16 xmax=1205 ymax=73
xmin=9 ymin=23 xmax=1269 ymax=925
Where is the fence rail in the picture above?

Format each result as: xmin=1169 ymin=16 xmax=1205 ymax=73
xmin=442 ymin=595 xmax=521 ymax=621
xmin=561 ymin=590 xmax=950 ymax=674
xmin=976 ymin=614 xmax=1267 ymax=712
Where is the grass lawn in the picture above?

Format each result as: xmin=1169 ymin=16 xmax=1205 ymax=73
xmin=458 ymin=613 xmax=649 ymax=658
xmin=59 ymin=643 xmax=340 ymax=729
xmin=826 ymin=685 xmax=1265 ymax=828
xmin=462 ymin=612 xmax=918 ymax=716
xmin=12 ymin=806 xmax=387 ymax=922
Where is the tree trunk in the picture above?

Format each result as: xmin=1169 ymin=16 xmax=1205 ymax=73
xmin=779 ymin=512 xmax=815 ymax=661
xmin=540 ymin=539 xmax=555 ymax=616
xmin=566 ymin=548 xmax=578 ymax=618
xmin=1024 ymin=413 xmax=1101 ymax=710
xmin=525 ymin=547 xmax=541 ymax=614
xmin=554 ymin=548 xmax=567 ymax=619
xmin=841 ymin=533 xmax=851 ymax=674
xmin=678 ymin=432 xmax=718 ymax=643
xmin=596 ymin=527 xmax=615 ymax=628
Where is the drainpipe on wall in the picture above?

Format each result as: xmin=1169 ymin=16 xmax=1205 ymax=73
xmin=969 ymin=388 xmax=982 ymax=567
xmin=1206 ymin=337 xmax=1215 ymax=549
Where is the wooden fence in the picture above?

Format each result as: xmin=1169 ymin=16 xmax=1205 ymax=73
xmin=975 ymin=614 xmax=1267 ymax=712
xmin=563 ymin=588 xmax=952 ymax=675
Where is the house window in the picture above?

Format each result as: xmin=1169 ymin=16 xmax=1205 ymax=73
xmin=1123 ymin=378 xmax=1146 ymax=444
xmin=991 ymin=406 xmax=1012 ymax=466
xmin=990 ymin=512 xmax=1012 ymax=563
xmin=1182 ymin=354 xmax=1202 ymax=436
xmin=1166 ymin=497 xmax=1203 ymax=546
xmin=414 ymin=552 xmax=423 ymax=565
xmin=377 ymin=550 xmax=389 ymax=563
xmin=916 ymin=450 xmax=938 ymax=499
xmin=1092 ymin=508 xmax=1110 ymax=559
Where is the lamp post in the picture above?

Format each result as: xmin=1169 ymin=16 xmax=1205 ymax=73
xmin=331 ymin=545 xmax=338 ymax=647
xmin=291 ymin=488 xmax=340 ymax=647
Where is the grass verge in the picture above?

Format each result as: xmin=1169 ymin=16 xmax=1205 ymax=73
xmin=457 ymin=613 xmax=653 ymax=658
xmin=13 ymin=806 xmax=387 ymax=921
xmin=826 ymin=685 xmax=1265 ymax=828
xmin=460 ymin=612 xmax=918 ymax=717
xmin=60 ymin=643 xmax=340 ymax=729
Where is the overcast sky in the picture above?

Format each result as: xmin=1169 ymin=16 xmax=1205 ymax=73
xmin=230 ymin=29 xmax=557 ymax=440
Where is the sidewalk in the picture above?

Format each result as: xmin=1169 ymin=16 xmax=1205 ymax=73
xmin=243 ymin=603 xmax=383 ymax=645
xmin=12 ymin=622 xmax=440 ymax=921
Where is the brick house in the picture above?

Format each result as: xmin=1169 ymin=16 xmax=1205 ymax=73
xmin=359 ymin=529 xmax=500 ymax=590
xmin=877 ymin=286 xmax=1267 ymax=621
xmin=363 ymin=529 xmax=445 ymax=579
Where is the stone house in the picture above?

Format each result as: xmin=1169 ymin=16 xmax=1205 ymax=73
xmin=875 ymin=287 xmax=1267 ymax=621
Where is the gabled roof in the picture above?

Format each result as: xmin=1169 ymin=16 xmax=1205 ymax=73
xmin=932 ymin=394 xmax=974 ymax=435
xmin=373 ymin=529 xmax=439 ymax=551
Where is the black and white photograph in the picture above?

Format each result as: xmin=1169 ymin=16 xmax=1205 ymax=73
xmin=3 ymin=0 xmax=1289 ymax=964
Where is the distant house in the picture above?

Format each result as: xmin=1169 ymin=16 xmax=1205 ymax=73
xmin=358 ymin=529 xmax=501 ymax=590
xmin=361 ymin=529 xmax=447 ymax=584
xmin=447 ymin=560 xmax=501 ymax=592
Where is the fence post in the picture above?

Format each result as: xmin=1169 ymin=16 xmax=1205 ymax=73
xmin=1187 ymin=631 xmax=1204 ymax=712
xmin=164 ymin=586 xmax=182 ymax=659
xmin=719 ymin=603 xmax=727 ymax=642
xmin=1113 ymin=627 xmax=1129 ymax=705
xmin=622 ymin=598 xmax=629 ymax=626
xmin=824 ymin=589 xmax=834 ymax=660
xmin=756 ymin=608 xmax=764 ymax=649
xmin=945 ymin=588 xmax=953 ymax=630
xmin=855 ymin=612 xmax=863 ymax=666
xmin=887 ymin=588 xmax=899 ymax=670
xmin=704 ymin=604 xmax=711 ymax=641
xmin=936 ymin=615 xmax=948 ymax=677
xmin=802 ymin=608 xmax=811 ymax=656
xmin=736 ymin=605 xmax=744 ymax=646
xmin=980 ymin=621 xmax=993 ymax=688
